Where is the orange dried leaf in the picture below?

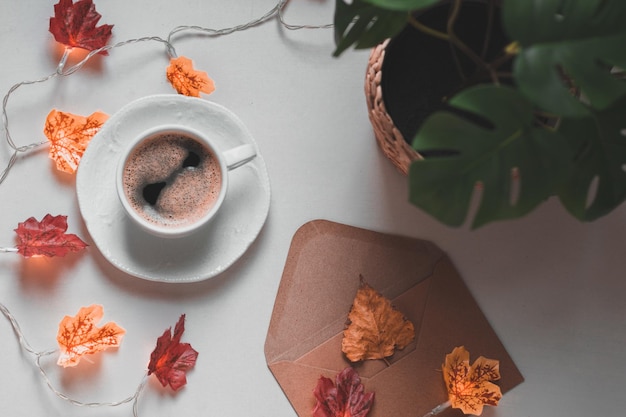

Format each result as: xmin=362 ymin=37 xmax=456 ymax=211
xmin=342 ymin=277 xmax=415 ymax=362
xmin=15 ymin=214 xmax=88 ymax=258
xmin=442 ymin=346 xmax=502 ymax=415
xmin=166 ymin=56 xmax=215 ymax=97
xmin=57 ymin=304 xmax=125 ymax=367
xmin=44 ymin=109 xmax=109 ymax=173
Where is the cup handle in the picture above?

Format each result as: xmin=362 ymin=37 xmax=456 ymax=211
xmin=223 ymin=144 xmax=257 ymax=170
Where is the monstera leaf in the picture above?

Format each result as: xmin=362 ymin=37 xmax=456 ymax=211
xmin=503 ymin=0 xmax=626 ymax=117
xmin=409 ymin=85 xmax=572 ymax=228
xmin=557 ymin=96 xmax=626 ymax=221
xmin=333 ymin=0 xmax=411 ymax=56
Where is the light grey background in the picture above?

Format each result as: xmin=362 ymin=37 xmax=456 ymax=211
xmin=0 ymin=1 xmax=624 ymax=416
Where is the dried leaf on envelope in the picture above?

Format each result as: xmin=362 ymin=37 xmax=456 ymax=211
xmin=15 ymin=214 xmax=88 ymax=258
xmin=313 ymin=367 xmax=374 ymax=417
xmin=166 ymin=56 xmax=215 ymax=97
xmin=57 ymin=304 xmax=125 ymax=367
xmin=443 ymin=346 xmax=502 ymax=415
xmin=342 ymin=276 xmax=415 ymax=362
xmin=44 ymin=109 xmax=109 ymax=173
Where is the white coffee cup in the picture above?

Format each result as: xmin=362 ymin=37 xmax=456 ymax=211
xmin=116 ymin=124 xmax=256 ymax=238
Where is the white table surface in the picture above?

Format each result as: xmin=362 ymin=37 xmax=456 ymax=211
xmin=1 ymin=1 xmax=625 ymax=417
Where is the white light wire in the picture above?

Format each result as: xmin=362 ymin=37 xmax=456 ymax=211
xmin=0 ymin=302 xmax=148 ymax=416
xmin=421 ymin=400 xmax=451 ymax=417
xmin=0 ymin=0 xmax=332 ymax=414
xmin=0 ymin=0 xmax=332 ymax=187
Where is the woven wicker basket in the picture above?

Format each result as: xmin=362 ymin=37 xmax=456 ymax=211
xmin=364 ymin=39 xmax=422 ymax=175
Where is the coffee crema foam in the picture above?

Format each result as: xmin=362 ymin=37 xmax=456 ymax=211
xmin=122 ymin=133 xmax=222 ymax=228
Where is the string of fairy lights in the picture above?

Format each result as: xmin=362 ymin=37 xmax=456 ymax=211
xmin=0 ymin=0 xmax=332 ymax=186
xmin=0 ymin=301 xmax=148 ymax=416
xmin=1 ymin=4 xmax=507 ymax=417
xmin=0 ymin=1 xmax=331 ymax=416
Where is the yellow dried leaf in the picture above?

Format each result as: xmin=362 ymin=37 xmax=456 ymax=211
xmin=166 ymin=56 xmax=215 ymax=97
xmin=443 ymin=346 xmax=502 ymax=415
xmin=44 ymin=109 xmax=108 ymax=173
xmin=342 ymin=276 xmax=415 ymax=362
xmin=56 ymin=304 xmax=125 ymax=367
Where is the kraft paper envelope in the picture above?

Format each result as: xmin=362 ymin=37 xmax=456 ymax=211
xmin=264 ymin=220 xmax=523 ymax=417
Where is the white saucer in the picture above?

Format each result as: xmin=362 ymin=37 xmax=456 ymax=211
xmin=76 ymin=94 xmax=271 ymax=282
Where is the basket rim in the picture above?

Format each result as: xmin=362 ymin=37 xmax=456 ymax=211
xmin=364 ymin=39 xmax=421 ymax=176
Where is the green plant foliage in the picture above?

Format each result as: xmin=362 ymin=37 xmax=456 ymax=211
xmin=332 ymin=0 xmax=626 ymax=226
xmin=558 ymin=97 xmax=626 ymax=221
xmin=333 ymin=0 xmax=411 ymax=56
xmin=363 ymin=0 xmax=440 ymax=11
xmin=503 ymin=0 xmax=626 ymax=118
xmin=409 ymin=85 xmax=572 ymax=228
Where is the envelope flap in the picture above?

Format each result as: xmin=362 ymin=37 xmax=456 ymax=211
xmin=264 ymin=220 xmax=445 ymax=363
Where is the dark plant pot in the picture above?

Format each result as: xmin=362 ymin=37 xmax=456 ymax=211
xmin=365 ymin=0 xmax=510 ymax=174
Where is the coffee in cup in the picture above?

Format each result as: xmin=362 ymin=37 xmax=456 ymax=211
xmin=116 ymin=125 xmax=256 ymax=238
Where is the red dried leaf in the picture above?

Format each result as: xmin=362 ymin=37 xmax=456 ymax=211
xmin=44 ymin=109 xmax=109 ymax=173
xmin=57 ymin=304 xmax=126 ymax=367
xmin=49 ymin=0 xmax=113 ymax=54
xmin=148 ymin=314 xmax=198 ymax=391
xmin=15 ymin=214 xmax=88 ymax=258
xmin=313 ymin=367 xmax=374 ymax=417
